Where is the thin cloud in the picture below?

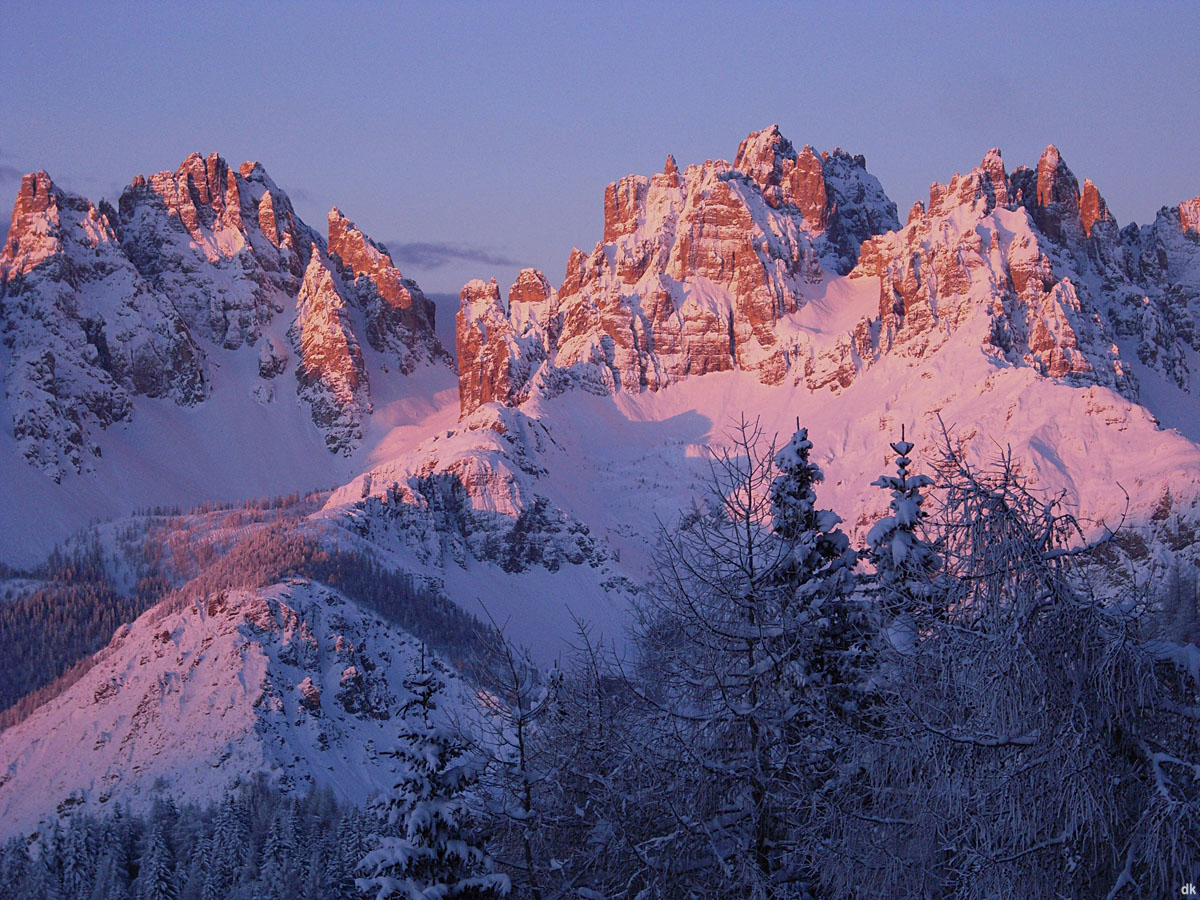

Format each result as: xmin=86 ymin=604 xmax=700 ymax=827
xmin=0 ymin=164 xmax=23 ymax=183
xmin=386 ymin=240 xmax=519 ymax=270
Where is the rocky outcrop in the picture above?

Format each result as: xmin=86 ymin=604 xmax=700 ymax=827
xmin=454 ymin=135 xmax=1200 ymax=420
xmin=0 ymin=172 xmax=206 ymax=480
xmin=117 ymin=153 xmax=320 ymax=349
xmin=291 ymin=249 xmax=371 ymax=454
xmin=455 ymin=125 xmax=899 ymax=417
xmin=1122 ymin=197 xmax=1200 ymax=369
xmin=326 ymin=208 xmax=446 ymax=371
xmin=854 ymin=147 xmax=1132 ymax=388
xmin=456 ymin=275 xmax=552 ymax=414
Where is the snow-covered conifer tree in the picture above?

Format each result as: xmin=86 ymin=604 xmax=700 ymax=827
xmin=769 ymin=424 xmax=860 ymax=694
xmin=357 ymin=647 xmax=509 ymax=900
xmin=866 ymin=429 xmax=948 ymax=642
xmin=95 ymin=807 xmax=134 ymax=900
xmin=632 ymin=417 xmax=858 ymax=897
xmin=59 ymin=816 xmax=95 ymax=900
xmin=259 ymin=804 xmax=300 ymax=900
xmin=817 ymin=440 xmax=1200 ymax=899
xmin=22 ymin=834 xmax=63 ymax=900
xmin=204 ymin=797 xmax=246 ymax=900
xmin=135 ymin=825 xmax=176 ymax=900
xmin=0 ymin=838 xmax=28 ymax=900
xmin=334 ymin=811 xmax=370 ymax=900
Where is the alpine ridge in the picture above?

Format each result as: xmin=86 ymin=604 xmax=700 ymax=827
xmin=453 ymin=133 xmax=1200 ymax=420
xmin=455 ymin=125 xmax=900 ymax=416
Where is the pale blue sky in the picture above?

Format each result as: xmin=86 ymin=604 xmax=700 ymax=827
xmin=2 ymin=1 xmax=1198 ymax=295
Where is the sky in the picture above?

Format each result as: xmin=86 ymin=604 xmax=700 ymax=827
xmin=2 ymin=1 xmax=1198 ymax=296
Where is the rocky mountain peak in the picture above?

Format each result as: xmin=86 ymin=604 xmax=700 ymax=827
xmin=116 ymin=151 xmax=319 ymax=349
xmin=461 ymin=277 xmax=503 ymax=309
xmin=1035 ymin=145 xmax=1077 ymax=206
xmin=979 ymin=147 xmax=1010 ymax=208
xmin=456 ymin=277 xmax=550 ymax=415
xmin=1080 ymin=178 xmax=1115 ymax=237
xmin=453 ymin=126 xmax=900 ymax=418
xmin=0 ymin=151 xmax=454 ymax=483
xmin=1024 ymin=144 xmax=1084 ymax=243
xmin=325 ymin=207 xmax=440 ymax=362
xmin=2 ymin=171 xmax=69 ymax=274
xmin=0 ymin=168 xmax=207 ymax=480
xmin=602 ymin=174 xmax=650 ymax=243
xmin=925 ymin=150 xmax=1011 ymax=218
xmin=733 ymin=124 xmax=795 ymax=186
xmin=10 ymin=170 xmax=58 ymax=217
xmin=731 ymin=125 xmax=829 ymax=225
xmin=1178 ymin=197 xmax=1200 ymax=233
xmin=508 ymin=267 xmax=554 ymax=310
xmin=290 ymin=245 xmax=370 ymax=454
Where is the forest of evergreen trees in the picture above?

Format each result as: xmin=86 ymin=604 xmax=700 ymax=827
xmin=0 ymin=778 xmax=376 ymax=900
xmin=3 ymin=422 xmax=1199 ymax=898
xmin=0 ymin=541 xmax=164 ymax=722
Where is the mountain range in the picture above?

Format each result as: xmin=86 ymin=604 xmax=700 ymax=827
xmin=1 ymin=124 xmax=1198 ymax=834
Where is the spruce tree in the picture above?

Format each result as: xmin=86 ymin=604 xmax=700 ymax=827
xmin=0 ymin=838 xmax=28 ymax=900
xmin=357 ymin=647 xmax=509 ymax=900
xmin=136 ymin=825 xmax=176 ymax=900
xmin=95 ymin=808 xmax=133 ymax=900
xmin=206 ymin=797 xmax=247 ymax=898
xmin=768 ymin=424 xmax=859 ymax=691
xmin=259 ymin=804 xmax=300 ymax=900
xmin=866 ymin=429 xmax=948 ymax=641
xmin=334 ymin=810 xmax=371 ymax=900
xmin=26 ymin=827 xmax=64 ymax=900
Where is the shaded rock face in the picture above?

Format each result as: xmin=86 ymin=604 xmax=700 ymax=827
xmin=455 ymin=125 xmax=899 ymax=416
xmin=0 ymin=173 xmax=206 ymax=481
xmin=1121 ymin=196 xmax=1200 ymax=384
xmin=0 ymin=155 xmax=451 ymax=477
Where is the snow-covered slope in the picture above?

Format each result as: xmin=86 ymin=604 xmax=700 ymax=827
xmin=0 ymin=578 xmax=475 ymax=839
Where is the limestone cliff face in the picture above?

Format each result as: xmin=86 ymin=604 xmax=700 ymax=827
xmin=290 ymin=248 xmax=371 ymax=454
xmin=326 ymin=208 xmax=446 ymax=372
xmin=455 ymin=125 xmax=899 ymax=416
xmin=454 ymin=133 xmax=1200 ymax=422
xmin=854 ymin=147 xmax=1131 ymax=389
xmin=117 ymin=153 xmax=320 ymax=350
xmin=456 ymin=275 xmax=553 ymax=414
